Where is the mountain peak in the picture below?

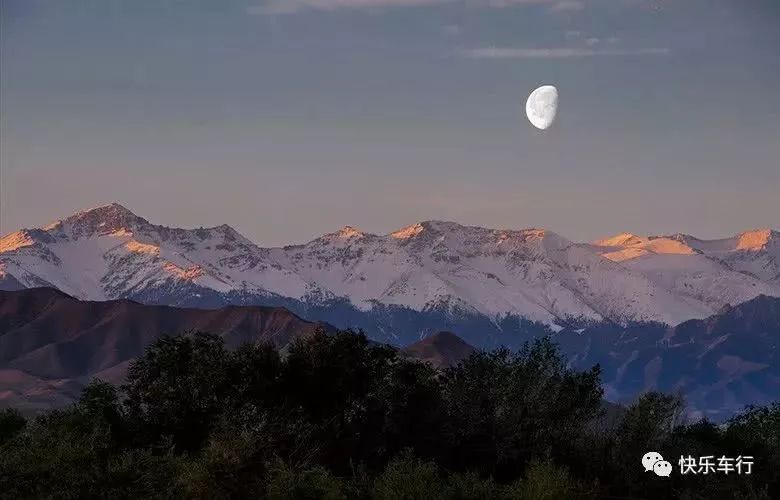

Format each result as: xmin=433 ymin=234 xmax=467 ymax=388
xmin=48 ymin=203 xmax=145 ymax=239
xmin=67 ymin=202 xmax=135 ymax=220
xmin=212 ymin=223 xmax=247 ymax=242
xmin=390 ymin=220 xmax=471 ymax=238
xmin=594 ymin=233 xmax=646 ymax=248
xmin=333 ymin=225 xmax=366 ymax=239
xmin=666 ymin=229 xmax=777 ymax=254
xmin=391 ymin=222 xmax=426 ymax=239
xmin=401 ymin=331 xmax=476 ymax=368
xmin=735 ymin=229 xmax=777 ymax=251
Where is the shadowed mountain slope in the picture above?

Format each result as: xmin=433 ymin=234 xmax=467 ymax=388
xmin=0 ymin=287 xmax=330 ymax=409
xmin=401 ymin=331 xmax=477 ymax=368
xmin=558 ymin=295 xmax=780 ymax=419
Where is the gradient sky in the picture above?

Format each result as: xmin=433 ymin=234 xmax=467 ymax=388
xmin=1 ymin=0 xmax=778 ymax=246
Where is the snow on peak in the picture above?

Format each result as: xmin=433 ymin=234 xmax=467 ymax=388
xmin=594 ymin=232 xmax=700 ymax=262
xmin=124 ymin=240 xmax=160 ymax=255
xmin=388 ymin=221 xmax=460 ymax=243
xmin=735 ymin=229 xmax=776 ymax=251
xmin=334 ymin=226 xmax=365 ymax=239
xmin=63 ymin=203 xmax=138 ymax=224
xmin=315 ymin=226 xmax=371 ymax=243
xmin=50 ymin=202 xmax=146 ymax=240
xmin=2 ymin=204 xmax=779 ymax=329
xmin=535 ymin=229 xmax=572 ymax=251
xmin=391 ymin=222 xmax=425 ymax=240
xmin=199 ymin=224 xmax=253 ymax=246
xmin=162 ymin=262 xmax=205 ymax=281
xmin=666 ymin=229 xmax=778 ymax=255
xmin=0 ymin=231 xmax=38 ymax=253
xmin=595 ymin=233 xmax=646 ymax=248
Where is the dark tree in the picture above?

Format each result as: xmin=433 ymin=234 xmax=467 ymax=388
xmin=123 ymin=332 xmax=231 ymax=452
xmin=440 ymin=336 xmax=603 ymax=479
xmin=0 ymin=408 xmax=26 ymax=447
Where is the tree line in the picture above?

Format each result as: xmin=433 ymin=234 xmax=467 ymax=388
xmin=0 ymin=329 xmax=778 ymax=499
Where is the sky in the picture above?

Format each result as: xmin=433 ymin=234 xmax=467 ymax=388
xmin=1 ymin=0 xmax=778 ymax=246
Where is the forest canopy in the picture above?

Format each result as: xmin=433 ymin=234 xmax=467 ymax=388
xmin=1 ymin=330 xmax=778 ymax=499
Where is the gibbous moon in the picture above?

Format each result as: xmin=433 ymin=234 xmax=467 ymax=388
xmin=526 ymin=85 xmax=558 ymax=130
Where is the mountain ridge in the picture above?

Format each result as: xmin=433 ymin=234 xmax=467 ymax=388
xmin=0 ymin=286 xmax=333 ymax=410
xmin=0 ymin=287 xmax=474 ymax=410
xmin=557 ymin=293 xmax=780 ymax=419
xmin=2 ymin=204 xmax=778 ymax=343
xmin=2 ymin=288 xmax=778 ymax=418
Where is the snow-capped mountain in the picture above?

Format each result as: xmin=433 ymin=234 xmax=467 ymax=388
xmin=0 ymin=204 xmax=325 ymax=306
xmin=591 ymin=230 xmax=780 ymax=310
xmin=267 ymin=221 xmax=716 ymax=326
xmin=2 ymin=204 xmax=779 ymax=342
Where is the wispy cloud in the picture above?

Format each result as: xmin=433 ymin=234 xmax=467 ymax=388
xmin=461 ymin=46 xmax=671 ymax=59
xmin=249 ymin=0 xmax=455 ymax=15
xmin=482 ymin=0 xmax=573 ymax=7
xmin=248 ymin=0 xmax=589 ymax=15
xmin=443 ymin=24 xmax=462 ymax=36
xmin=549 ymin=0 xmax=584 ymax=12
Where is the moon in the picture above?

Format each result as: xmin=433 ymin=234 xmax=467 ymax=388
xmin=526 ymin=85 xmax=558 ymax=130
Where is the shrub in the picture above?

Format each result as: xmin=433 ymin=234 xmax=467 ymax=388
xmin=177 ymin=429 xmax=267 ymax=499
xmin=265 ymin=459 xmax=346 ymax=500
xmin=505 ymin=459 xmax=594 ymax=500
xmin=447 ymin=470 xmax=502 ymax=499
xmin=373 ymin=450 xmax=447 ymax=500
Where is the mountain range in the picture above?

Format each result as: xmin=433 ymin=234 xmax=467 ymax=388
xmin=1 ymin=288 xmax=777 ymax=419
xmin=2 ymin=203 xmax=778 ymax=347
xmin=0 ymin=287 xmax=452 ymax=411
xmin=557 ymin=294 xmax=780 ymax=419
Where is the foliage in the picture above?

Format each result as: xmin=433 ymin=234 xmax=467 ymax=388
xmin=123 ymin=332 xmax=232 ymax=452
xmin=372 ymin=450 xmax=446 ymax=500
xmin=265 ymin=459 xmax=346 ymax=500
xmin=504 ymin=459 xmax=596 ymax=500
xmin=446 ymin=470 xmax=502 ymax=499
xmin=1 ymin=329 xmax=777 ymax=499
xmin=0 ymin=408 xmax=25 ymax=446
xmin=0 ymin=406 xmax=179 ymax=499
xmin=440 ymin=337 xmax=603 ymax=478
xmin=177 ymin=429 xmax=268 ymax=498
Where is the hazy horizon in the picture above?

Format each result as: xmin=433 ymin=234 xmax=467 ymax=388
xmin=2 ymin=0 xmax=778 ymax=246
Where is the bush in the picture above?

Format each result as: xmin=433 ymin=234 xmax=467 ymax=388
xmin=177 ymin=429 xmax=267 ymax=499
xmin=447 ymin=470 xmax=502 ymax=499
xmin=265 ymin=459 xmax=346 ymax=500
xmin=373 ymin=450 xmax=447 ymax=500
xmin=0 ymin=407 xmax=179 ymax=499
xmin=505 ymin=459 xmax=595 ymax=500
